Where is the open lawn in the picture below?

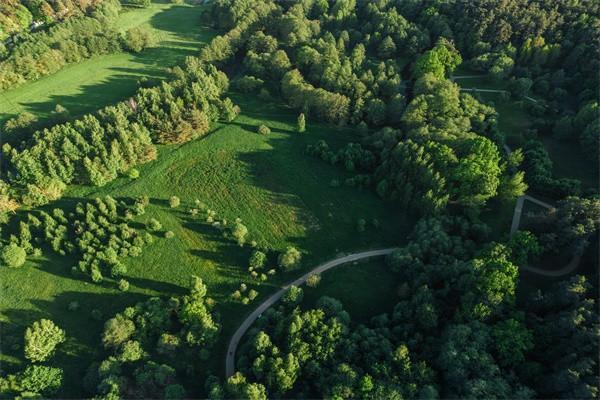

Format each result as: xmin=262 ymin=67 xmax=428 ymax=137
xmin=302 ymin=258 xmax=398 ymax=324
xmin=0 ymin=95 xmax=413 ymax=396
xmin=541 ymin=136 xmax=599 ymax=190
xmin=0 ymin=2 xmax=215 ymax=126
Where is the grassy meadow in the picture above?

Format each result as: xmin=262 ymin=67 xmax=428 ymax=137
xmin=0 ymin=1 xmax=215 ymax=126
xmin=0 ymin=93 xmax=414 ymax=396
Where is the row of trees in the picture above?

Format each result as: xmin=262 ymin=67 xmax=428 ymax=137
xmin=0 ymin=0 xmax=105 ymax=41
xmin=1 ymin=60 xmax=234 ymax=213
xmin=0 ymin=0 xmax=155 ymax=91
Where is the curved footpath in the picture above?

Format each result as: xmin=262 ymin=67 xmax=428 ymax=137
xmin=225 ymin=248 xmax=396 ymax=378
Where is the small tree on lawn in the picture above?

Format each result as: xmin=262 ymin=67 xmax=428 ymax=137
xmin=278 ymin=246 xmax=301 ymax=270
xmin=297 ymin=113 xmax=306 ymax=133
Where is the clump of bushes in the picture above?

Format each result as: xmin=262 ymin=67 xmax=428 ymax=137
xmin=278 ymin=246 xmax=301 ymax=270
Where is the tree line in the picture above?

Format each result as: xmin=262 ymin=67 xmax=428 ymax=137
xmin=0 ymin=0 xmax=157 ymax=91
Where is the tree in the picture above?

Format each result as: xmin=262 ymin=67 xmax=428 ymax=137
xmin=232 ymin=220 xmax=249 ymax=246
xmin=278 ymin=247 xmax=301 ymax=270
xmin=249 ymin=250 xmax=267 ymax=270
xmin=1 ymin=243 xmax=26 ymax=268
xmin=492 ymin=318 xmax=533 ymax=368
xmin=102 ymin=314 xmax=135 ymax=348
xmin=24 ymin=319 xmax=66 ymax=362
xmin=282 ymin=285 xmax=303 ymax=306
xmin=378 ymin=36 xmax=397 ymax=59
xmin=19 ymin=365 xmax=64 ymax=396
xmin=122 ymin=26 xmax=155 ymax=53
xmin=297 ymin=113 xmax=306 ymax=133
xmin=169 ymin=196 xmax=180 ymax=208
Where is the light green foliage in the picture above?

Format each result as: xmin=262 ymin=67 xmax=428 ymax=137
xmin=24 ymin=319 xmax=66 ymax=362
xmin=278 ymin=246 xmax=301 ymax=270
xmin=19 ymin=365 xmax=64 ymax=396
xmin=232 ymin=220 xmax=249 ymax=246
xmin=102 ymin=315 xmax=135 ymax=348
xmin=249 ymin=250 xmax=267 ymax=270
xmin=169 ymin=196 xmax=181 ymax=208
xmin=297 ymin=113 xmax=306 ymax=133
xmin=413 ymin=38 xmax=462 ymax=79
xmin=1 ymin=243 xmax=26 ymax=268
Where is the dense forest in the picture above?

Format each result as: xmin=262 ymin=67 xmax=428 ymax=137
xmin=0 ymin=0 xmax=598 ymax=398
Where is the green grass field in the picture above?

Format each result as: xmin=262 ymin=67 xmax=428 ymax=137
xmin=302 ymin=258 xmax=398 ymax=323
xmin=0 ymin=2 xmax=215 ymax=126
xmin=0 ymin=94 xmax=414 ymax=396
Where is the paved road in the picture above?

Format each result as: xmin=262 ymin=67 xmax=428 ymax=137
xmin=225 ymin=248 xmax=396 ymax=378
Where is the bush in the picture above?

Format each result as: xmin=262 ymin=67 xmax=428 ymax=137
xmin=169 ymin=196 xmax=181 ymax=208
xmin=249 ymin=250 xmax=267 ymax=270
xmin=306 ymin=273 xmax=321 ymax=288
xmin=232 ymin=221 xmax=248 ymax=246
xmin=278 ymin=246 xmax=301 ymax=270
xmin=128 ymin=168 xmax=140 ymax=179
xmin=24 ymin=319 xmax=66 ymax=362
xmin=164 ymin=231 xmax=175 ymax=239
xmin=118 ymin=279 xmax=130 ymax=292
xmin=1 ymin=243 xmax=26 ymax=268
xmin=147 ymin=218 xmax=162 ymax=231
xmin=282 ymin=285 xmax=303 ymax=306
xmin=257 ymin=124 xmax=271 ymax=135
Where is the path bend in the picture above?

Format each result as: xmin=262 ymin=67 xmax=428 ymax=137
xmin=225 ymin=248 xmax=396 ymax=378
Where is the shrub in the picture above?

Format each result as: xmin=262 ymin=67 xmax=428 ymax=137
xmin=249 ymin=250 xmax=267 ymax=270
xmin=118 ymin=279 xmax=130 ymax=292
xmin=1 ymin=243 xmax=27 ymax=268
xmin=147 ymin=218 xmax=162 ymax=231
xmin=169 ymin=196 xmax=181 ymax=208
xmin=278 ymin=246 xmax=301 ymax=270
xmin=282 ymin=285 xmax=303 ymax=306
xmin=306 ymin=274 xmax=321 ymax=288
xmin=248 ymin=289 xmax=258 ymax=301
xmin=123 ymin=28 xmax=155 ymax=54
xmin=164 ymin=231 xmax=175 ymax=239
xmin=24 ymin=319 xmax=66 ymax=362
xmin=257 ymin=124 xmax=271 ymax=135
xmin=128 ymin=168 xmax=140 ymax=179
xmin=232 ymin=221 xmax=248 ymax=245
xmin=297 ymin=113 xmax=306 ymax=133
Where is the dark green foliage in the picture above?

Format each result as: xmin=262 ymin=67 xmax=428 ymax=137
xmin=90 ymin=276 xmax=220 ymax=398
xmin=522 ymin=140 xmax=581 ymax=197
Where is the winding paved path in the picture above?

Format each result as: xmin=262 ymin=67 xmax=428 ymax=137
xmin=225 ymin=248 xmax=396 ymax=378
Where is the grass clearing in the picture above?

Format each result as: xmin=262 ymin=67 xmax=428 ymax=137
xmin=0 ymin=94 xmax=414 ymax=396
xmin=0 ymin=2 xmax=215 ymax=126
xmin=302 ymin=258 xmax=398 ymax=324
